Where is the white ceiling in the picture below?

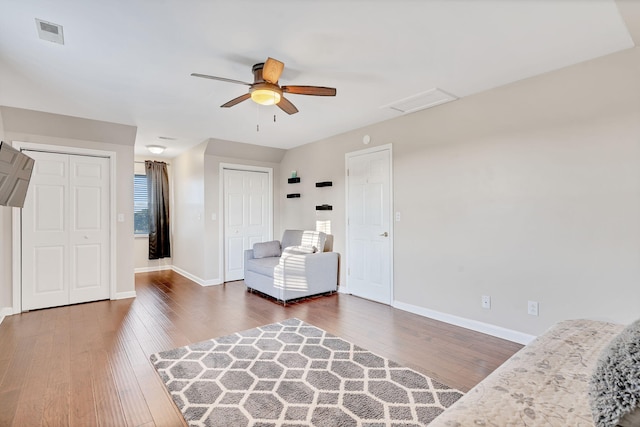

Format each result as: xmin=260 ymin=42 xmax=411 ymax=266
xmin=0 ymin=1 xmax=634 ymax=158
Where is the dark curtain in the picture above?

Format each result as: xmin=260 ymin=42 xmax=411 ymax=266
xmin=146 ymin=161 xmax=171 ymax=259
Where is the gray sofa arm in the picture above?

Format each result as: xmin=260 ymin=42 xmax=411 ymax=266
xmin=275 ymin=252 xmax=339 ymax=294
xmin=243 ymin=249 xmax=254 ymax=275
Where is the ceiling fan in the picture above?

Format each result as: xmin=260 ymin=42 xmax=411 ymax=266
xmin=191 ymin=57 xmax=336 ymax=115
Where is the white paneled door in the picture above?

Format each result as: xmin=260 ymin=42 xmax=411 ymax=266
xmin=224 ymin=169 xmax=270 ymax=282
xmin=346 ymin=147 xmax=392 ymax=304
xmin=21 ymin=151 xmax=110 ymax=311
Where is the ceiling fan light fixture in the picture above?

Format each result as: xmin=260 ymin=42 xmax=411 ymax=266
xmin=250 ymin=82 xmax=283 ymax=106
xmin=251 ymin=88 xmax=281 ymax=106
xmin=146 ymin=145 xmax=166 ymax=154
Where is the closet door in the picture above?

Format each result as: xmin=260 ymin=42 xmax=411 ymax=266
xmin=21 ymin=151 xmax=110 ymax=311
xmin=224 ymin=169 xmax=270 ymax=282
xmin=68 ymin=155 xmax=110 ymax=304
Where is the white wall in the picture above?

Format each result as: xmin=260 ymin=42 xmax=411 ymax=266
xmin=279 ymin=142 xmax=346 ymax=267
xmin=172 ymin=141 xmax=207 ymax=282
xmin=279 ymin=47 xmax=640 ymax=336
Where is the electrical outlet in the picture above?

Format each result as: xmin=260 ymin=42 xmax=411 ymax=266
xmin=528 ymin=300 xmax=539 ymax=316
xmin=481 ymin=295 xmax=491 ymax=309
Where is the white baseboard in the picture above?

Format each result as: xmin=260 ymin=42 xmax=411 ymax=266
xmin=134 ymin=265 xmax=173 ymax=274
xmin=393 ymin=300 xmax=536 ymax=345
xmin=171 ymin=266 xmax=223 ymax=287
xmin=114 ymin=291 xmax=137 ymax=300
xmin=0 ymin=307 xmax=14 ymax=325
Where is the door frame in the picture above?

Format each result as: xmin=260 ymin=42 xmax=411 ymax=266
xmin=218 ymin=163 xmax=273 ymax=283
xmin=344 ymin=143 xmax=394 ymax=303
xmin=11 ymin=141 xmax=117 ymax=313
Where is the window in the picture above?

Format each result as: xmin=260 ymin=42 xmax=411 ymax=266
xmin=134 ymin=174 xmax=149 ymax=234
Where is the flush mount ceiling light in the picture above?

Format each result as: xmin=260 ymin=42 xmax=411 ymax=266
xmin=146 ymin=145 xmax=166 ymax=154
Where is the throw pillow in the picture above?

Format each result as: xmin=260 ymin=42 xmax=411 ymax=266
xmin=589 ymin=318 xmax=640 ymax=427
xmin=252 ymin=240 xmax=281 ymax=259
xmin=280 ymin=245 xmax=316 ymax=260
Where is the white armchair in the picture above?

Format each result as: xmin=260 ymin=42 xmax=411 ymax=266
xmin=243 ymin=230 xmax=339 ymax=303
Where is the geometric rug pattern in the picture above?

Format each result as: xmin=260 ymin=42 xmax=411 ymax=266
xmin=150 ymin=318 xmax=464 ymax=426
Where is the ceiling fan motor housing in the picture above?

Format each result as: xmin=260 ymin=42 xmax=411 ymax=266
xmin=252 ymin=63 xmax=266 ymax=83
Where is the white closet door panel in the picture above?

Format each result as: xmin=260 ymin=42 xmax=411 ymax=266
xmin=224 ymin=169 xmax=270 ymax=282
xmin=22 ymin=151 xmax=110 ymax=310
xmin=22 ymin=152 xmax=70 ymax=310
xmin=69 ymin=155 xmax=110 ymax=303
xmin=33 ymin=246 xmax=65 ymax=291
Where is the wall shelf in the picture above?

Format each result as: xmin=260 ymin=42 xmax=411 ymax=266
xmin=287 ymin=177 xmax=301 ymax=184
xmin=315 ymin=181 xmax=332 ymax=187
xmin=286 ymin=193 xmax=301 ymax=198
xmin=316 ymin=204 xmax=333 ymax=211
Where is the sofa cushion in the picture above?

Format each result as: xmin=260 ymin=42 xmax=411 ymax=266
xmin=245 ymin=257 xmax=279 ymax=277
xmin=253 ymin=240 xmax=281 ymax=259
xmin=589 ymin=318 xmax=640 ymax=427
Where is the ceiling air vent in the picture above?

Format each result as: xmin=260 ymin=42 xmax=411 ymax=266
xmin=383 ymin=88 xmax=457 ymax=114
xmin=35 ymin=19 xmax=64 ymax=45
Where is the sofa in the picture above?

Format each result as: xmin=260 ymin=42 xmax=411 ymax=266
xmin=431 ymin=318 xmax=640 ymax=427
xmin=243 ymin=230 xmax=339 ymax=303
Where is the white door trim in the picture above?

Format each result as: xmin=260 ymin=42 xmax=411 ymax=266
xmin=344 ymin=143 xmax=394 ymax=302
xmin=218 ymin=163 xmax=273 ymax=283
xmin=11 ymin=141 xmax=117 ymax=313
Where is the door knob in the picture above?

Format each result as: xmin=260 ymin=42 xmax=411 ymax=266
xmin=380 ymin=232 xmax=389 ymax=237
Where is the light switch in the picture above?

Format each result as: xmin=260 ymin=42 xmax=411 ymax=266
xmin=395 ymin=212 xmax=401 ymax=222
xmin=117 ymin=213 xmax=124 ymax=222
xmin=211 ymin=213 xmax=217 ymax=221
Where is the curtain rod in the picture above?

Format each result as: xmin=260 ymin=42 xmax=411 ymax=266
xmin=135 ymin=160 xmax=171 ymax=165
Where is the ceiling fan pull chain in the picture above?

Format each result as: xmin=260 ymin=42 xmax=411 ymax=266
xmin=274 ymin=114 xmax=276 ymax=123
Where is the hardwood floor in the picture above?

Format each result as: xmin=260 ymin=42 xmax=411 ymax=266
xmin=0 ymin=270 xmax=523 ymax=426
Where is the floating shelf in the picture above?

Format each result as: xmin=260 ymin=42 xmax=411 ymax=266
xmin=286 ymin=193 xmax=301 ymax=198
xmin=315 ymin=181 xmax=333 ymax=187
xmin=287 ymin=177 xmax=300 ymax=184
xmin=315 ymin=204 xmax=333 ymax=211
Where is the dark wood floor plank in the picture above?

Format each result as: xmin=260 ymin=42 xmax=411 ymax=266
xmin=42 ymin=381 xmax=70 ymax=427
xmin=69 ymin=350 xmax=98 ymax=427
xmin=121 ymin=337 xmax=187 ymax=427
xmin=90 ymin=349 xmax=127 ymax=427
xmin=11 ymin=332 xmax=53 ymax=425
xmin=0 ymin=340 xmax=37 ymax=393
xmin=110 ymin=348 xmax=154 ymax=427
xmin=0 ymin=270 xmax=523 ymax=426
xmin=0 ymin=390 xmax=21 ymax=426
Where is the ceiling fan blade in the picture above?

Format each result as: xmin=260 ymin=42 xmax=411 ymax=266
xmin=277 ymin=96 xmax=299 ymax=115
xmin=191 ymin=73 xmax=251 ymax=86
xmin=221 ymin=93 xmax=251 ymax=108
xmin=262 ymin=57 xmax=284 ymax=84
xmin=282 ymin=85 xmax=336 ymax=96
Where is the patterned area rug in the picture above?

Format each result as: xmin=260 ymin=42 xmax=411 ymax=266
xmin=150 ymin=318 xmax=463 ymax=426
